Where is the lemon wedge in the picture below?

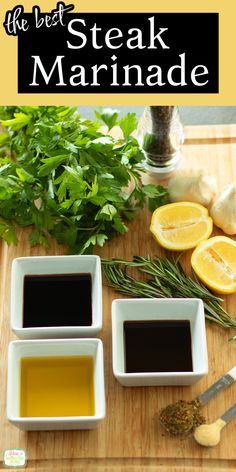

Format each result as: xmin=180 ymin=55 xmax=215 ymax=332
xmin=150 ymin=202 xmax=213 ymax=251
xmin=191 ymin=236 xmax=236 ymax=294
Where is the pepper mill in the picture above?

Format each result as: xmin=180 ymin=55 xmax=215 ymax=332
xmin=138 ymin=106 xmax=184 ymax=177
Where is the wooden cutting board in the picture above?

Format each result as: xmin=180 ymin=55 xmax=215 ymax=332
xmin=0 ymin=124 xmax=236 ymax=471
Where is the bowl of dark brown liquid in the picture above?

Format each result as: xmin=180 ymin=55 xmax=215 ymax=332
xmin=112 ymin=298 xmax=208 ymax=386
xmin=11 ymin=255 xmax=102 ymax=339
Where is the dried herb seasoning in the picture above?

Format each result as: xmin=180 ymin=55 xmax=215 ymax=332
xmin=159 ymin=399 xmax=206 ymax=437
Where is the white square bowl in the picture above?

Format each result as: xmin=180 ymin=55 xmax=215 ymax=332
xmin=112 ymin=298 xmax=208 ymax=386
xmin=11 ymin=255 xmax=102 ymax=338
xmin=7 ymin=338 xmax=105 ymax=430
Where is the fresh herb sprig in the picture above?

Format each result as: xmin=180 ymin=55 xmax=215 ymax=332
xmin=102 ymin=256 xmax=236 ymax=336
xmin=0 ymin=106 xmax=168 ymax=253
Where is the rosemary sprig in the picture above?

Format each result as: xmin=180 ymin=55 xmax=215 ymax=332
xmin=102 ymin=256 xmax=236 ymax=334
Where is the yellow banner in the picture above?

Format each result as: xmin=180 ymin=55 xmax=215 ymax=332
xmin=0 ymin=0 xmax=235 ymax=104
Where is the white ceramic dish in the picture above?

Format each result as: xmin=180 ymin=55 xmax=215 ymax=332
xmin=7 ymin=338 xmax=105 ymax=431
xmin=112 ymin=298 xmax=208 ymax=386
xmin=11 ymin=255 xmax=102 ymax=338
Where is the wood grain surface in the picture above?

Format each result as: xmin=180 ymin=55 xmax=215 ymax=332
xmin=0 ymin=124 xmax=236 ymax=471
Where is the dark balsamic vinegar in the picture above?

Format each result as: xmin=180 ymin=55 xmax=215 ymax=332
xmin=124 ymin=320 xmax=193 ymax=373
xmin=23 ymin=273 xmax=92 ymax=327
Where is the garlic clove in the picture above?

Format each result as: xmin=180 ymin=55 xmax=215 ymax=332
xmin=168 ymin=173 xmax=217 ymax=207
xmin=197 ymin=174 xmax=218 ymax=206
xmin=210 ymin=183 xmax=236 ymax=235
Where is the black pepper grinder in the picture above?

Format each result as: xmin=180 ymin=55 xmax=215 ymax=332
xmin=138 ymin=106 xmax=184 ymax=177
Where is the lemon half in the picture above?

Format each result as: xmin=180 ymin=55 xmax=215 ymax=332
xmin=191 ymin=236 xmax=236 ymax=294
xmin=150 ymin=202 xmax=213 ymax=251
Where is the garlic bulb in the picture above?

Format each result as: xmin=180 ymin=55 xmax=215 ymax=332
xmin=210 ymin=184 xmax=236 ymax=234
xmin=168 ymin=173 xmax=217 ymax=206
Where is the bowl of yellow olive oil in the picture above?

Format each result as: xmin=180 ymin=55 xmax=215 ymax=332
xmin=7 ymin=339 xmax=105 ymax=430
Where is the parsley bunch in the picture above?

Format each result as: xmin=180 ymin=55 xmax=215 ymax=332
xmin=0 ymin=106 xmax=168 ymax=253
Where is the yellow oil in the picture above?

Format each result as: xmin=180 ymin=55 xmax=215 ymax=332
xmin=20 ymin=356 xmax=95 ymax=417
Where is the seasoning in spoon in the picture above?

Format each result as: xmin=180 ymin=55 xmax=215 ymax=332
xmin=159 ymin=399 xmax=205 ymax=436
xmin=193 ymin=419 xmax=225 ymax=447
xmin=194 ymin=402 xmax=236 ymax=447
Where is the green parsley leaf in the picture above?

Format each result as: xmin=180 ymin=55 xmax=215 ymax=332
xmin=143 ymin=184 xmax=169 ymax=212
xmin=95 ymin=107 xmax=120 ymax=131
xmin=0 ymin=106 xmax=169 ymax=253
xmin=119 ymin=113 xmax=138 ymax=139
xmin=95 ymin=204 xmax=117 ymax=221
xmin=1 ymin=112 xmax=31 ymax=131
xmin=0 ymin=217 xmax=17 ymax=245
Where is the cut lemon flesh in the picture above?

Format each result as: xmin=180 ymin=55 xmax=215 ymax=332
xmin=191 ymin=236 xmax=236 ymax=294
xmin=150 ymin=202 xmax=213 ymax=250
